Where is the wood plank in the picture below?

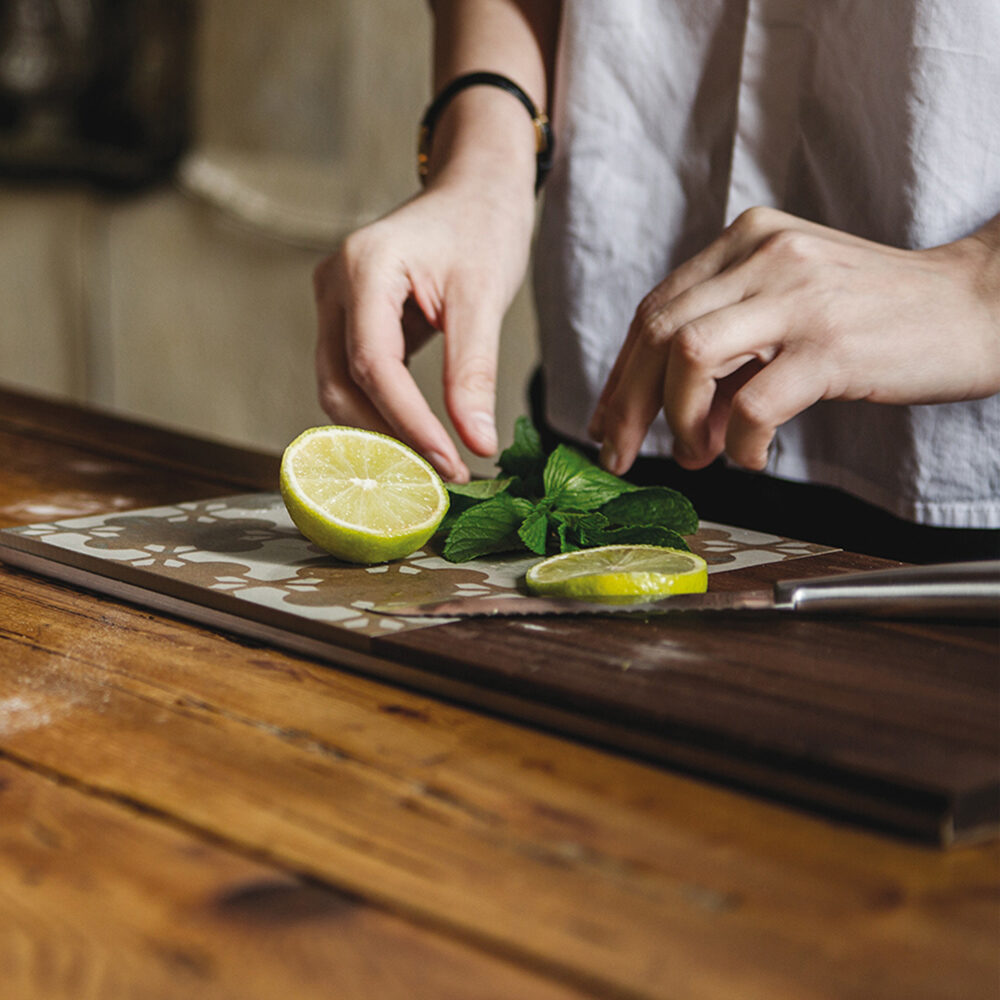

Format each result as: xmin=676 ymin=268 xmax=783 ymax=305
xmin=0 ymin=383 xmax=279 ymax=495
xmin=0 ymin=424 xmax=239 ymax=531
xmin=1 ymin=569 xmax=998 ymax=1000
xmin=0 ymin=759 xmax=590 ymax=1000
xmin=3 ymin=382 xmax=994 ymax=842
xmin=376 ymin=599 xmax=1000 ymax=843
xmin=3 ymin=470 xmax=994 ymax=841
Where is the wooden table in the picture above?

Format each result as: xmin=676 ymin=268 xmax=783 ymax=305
xmin=1 ymin=384 xmax=998 ymax=1000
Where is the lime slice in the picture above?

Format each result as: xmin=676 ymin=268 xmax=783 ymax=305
xmin=525 ymin=544 xmax=708 ymax=602
xmin=280 ymin=426 xmax=449 ymax=564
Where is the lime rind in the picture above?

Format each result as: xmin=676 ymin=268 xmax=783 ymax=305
xmin=525 ymin=544 xmax=708 ymax=601
xmin=280 ymin=426 xmax=449 ymax=564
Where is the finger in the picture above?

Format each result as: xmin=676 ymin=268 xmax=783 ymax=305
xmin=672 ymin=357 xmax=767 ymax=469
xmin=588 ymin=317 xmax=640 ymax=443
xmin=314 ymin=255 xmax=401 ymax=433
xmin=589 ymin=210 xmax=786 ymax=443
xmin=442 ymin=282 xmax=504 ymax=457
xmin=597 ymin=265 xmax=753 ymax=475
xmin=663 ymin=295 xmax=785 ymax=468
xmin=345 ymin=279 xmax=470 ymax=483
xmin=315 ymin=304 xmax=397 ymax=434
xmin=724 ymin=350 xmax=830 ymax=470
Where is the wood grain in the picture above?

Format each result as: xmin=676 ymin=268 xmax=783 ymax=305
xmin=1 ymin=383 xmax=998 ymax=1000
xmin=1 ymin=570 xmax=998 ymax=1000
xmin=0 ymin=385 xmax=279 ymax=496
xmin=377 ymin=600 xmax=999 ymax=843
xmin=0 ymin=423 xmax=236 ymax=530
xmin=0 ymin=759 xmax=589 ymax=1000
xmin=3 ymin=391 xmax=994 ymax=842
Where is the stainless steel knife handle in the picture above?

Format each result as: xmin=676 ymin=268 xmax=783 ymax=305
xmin=773 ymin=560 xmax=1000 ymax=619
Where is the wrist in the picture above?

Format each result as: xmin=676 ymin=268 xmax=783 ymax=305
xmin=420 ymin=83 xmax=544 ymax=203
xmin=947 ymin=217 xmax=1000 ymax=395
xmin=962 ymin=219 xmax=1000 ymax=336
xmin=968 ymin=216 xmax=1000 ymax=309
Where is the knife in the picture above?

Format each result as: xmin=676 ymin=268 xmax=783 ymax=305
xmin=373 ymin=560 xmax=1000 ymax=621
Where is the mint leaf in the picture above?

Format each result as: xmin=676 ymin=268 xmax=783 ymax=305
xmin=552 ymin=515 xmax=576 ymax=552
xmin=439 ymin=477 xmax=515 ymax=534
xmin=579 ymin=523 xmax=691 ymax=551
xmin=439 ymin=415 xmax=700 ymax=562
xmin=550 ymin=510 xmax=608 ymax=553
xmin=441 ymin=494 xmax=534 ymax=562
xmin=498 ymin=416 xmax=545 ymax=492
xmin=517 ymin=507 xmax=550 ymax=555
xmin=543 ymin=445 xmax=637 ymax=511
xmin=599 ymin=487 xmax=699 ymax=535
xmin=447 ymin=477 xmax=513 ymax=501
xmin=541 ymin=444 xmax=592 ymax=495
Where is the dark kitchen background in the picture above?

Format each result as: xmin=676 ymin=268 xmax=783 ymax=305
xmin=0 ymin=0 xmax=536 ymax=470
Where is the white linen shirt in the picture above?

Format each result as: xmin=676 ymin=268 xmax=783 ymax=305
xmin=533 ymin=0 xmax=1000 ymax=528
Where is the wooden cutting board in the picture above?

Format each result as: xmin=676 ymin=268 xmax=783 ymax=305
xmin=0 ymin=492 xmax=836 ymax=641
xmin=1 ymin=492 xmax=996 ymax=847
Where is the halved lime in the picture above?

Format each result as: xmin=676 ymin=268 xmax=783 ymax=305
xmin=280 ymin=426 xmax=449 ymax=564
xmin=525 ymin=544 xmax=708 ymax=601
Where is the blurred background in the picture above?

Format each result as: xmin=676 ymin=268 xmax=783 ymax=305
xmin=0 ymin=0 xmax=539 ymax=476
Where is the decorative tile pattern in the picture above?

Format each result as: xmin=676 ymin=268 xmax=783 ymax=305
xmin=3 ymin=493 xmax=836 ymax=637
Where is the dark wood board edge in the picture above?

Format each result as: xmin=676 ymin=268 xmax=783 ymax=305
xmin=372 ymin=619 xmax=998 ymax=849
xmin=0 ymin=534 xmax=374 ymax=657
xmin=707 ymin=548 xmax=904 ymax=583
xmin=4 ymin=536 xmax=996 ymax=849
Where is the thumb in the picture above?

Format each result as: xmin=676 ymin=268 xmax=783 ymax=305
xmin=442 ymin=283 xmax=504 ymax=457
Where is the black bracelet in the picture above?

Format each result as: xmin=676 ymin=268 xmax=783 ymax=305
xmin=418 ymin=71 xmax=554 ymax=194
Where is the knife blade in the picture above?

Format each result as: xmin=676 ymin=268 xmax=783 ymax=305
xmin=373 ymin=560 xmax=1000 ymax=621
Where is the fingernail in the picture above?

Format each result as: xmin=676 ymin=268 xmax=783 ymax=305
xmin=470 ymin=411 xmax=497 ymax=453
xmin=599 ymin=440 xmax=620 ymax=474
xmin=427 ymin=451 xmax=454 ymax=480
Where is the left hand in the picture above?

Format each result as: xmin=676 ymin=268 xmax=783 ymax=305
xmin=589 ymin=206 xmax=1000 ymax=474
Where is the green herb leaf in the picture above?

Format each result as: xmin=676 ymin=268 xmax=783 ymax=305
xmin=439 ymin=415 xmax=700 ymax=562
xmin=553 ymin=517 xmax=576 ymax=552
xmin=447 ymin=477 xmax=514 ymax=500
xmin=497 ymin=416 xmax=545 ymax=492
xmin=541 ymin=444 xmax=591 ymax=495
xmin=543 ymin=445 xmax=637 ymax=511
xmin=442 ymin=494 xmax=535 ymax=562
xmin=599 ymin=486 xmax=699 ymax=535
xmin=578 ymin=523 xmax=691 ymax=551
xmin=517 ymin=507 xmax=550 ymax=555
xmin=550 ymin=510 xmax=608 ymax=553
xmin=439 ymin=477 xmax=516 ymax=534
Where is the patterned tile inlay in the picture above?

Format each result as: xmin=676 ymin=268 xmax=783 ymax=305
xmin=4 ymin=493 xmax=836 ymax=637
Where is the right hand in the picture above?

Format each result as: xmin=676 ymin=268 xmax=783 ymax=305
xmin=313 ymin=180 xmax=535 ymax=483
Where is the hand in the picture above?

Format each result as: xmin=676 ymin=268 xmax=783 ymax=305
xmin=589 ymin=206 xmax=1000 ymax=475
xmin=313 ymin=180 xmax=534 ymax=483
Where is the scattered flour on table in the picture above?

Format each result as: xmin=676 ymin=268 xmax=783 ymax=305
xmin=0 ymin=695 xmax=53 ymax=736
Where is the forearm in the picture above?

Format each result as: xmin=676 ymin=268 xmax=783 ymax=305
xmin=952 ymin=211 xmax=1000 ymax=396
xmin=968 ymin=211 xmax=1000 ymax=321
xmin=430 ymin=0 xmax=559 ymax=101
xmin=425 ymin=1 xmax=561 ymax=199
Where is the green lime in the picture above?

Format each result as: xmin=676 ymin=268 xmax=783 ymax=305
xmin=525 ymin=544 xmax=708 ymax=601
xmin=280 ymin=426 xmax=449 ymax=564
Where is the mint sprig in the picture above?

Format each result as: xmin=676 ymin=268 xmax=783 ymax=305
xmin=440 ymin=492 xmax=534 ymax=562
xmin=439 ymin=417 xmax=699 ymax=563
